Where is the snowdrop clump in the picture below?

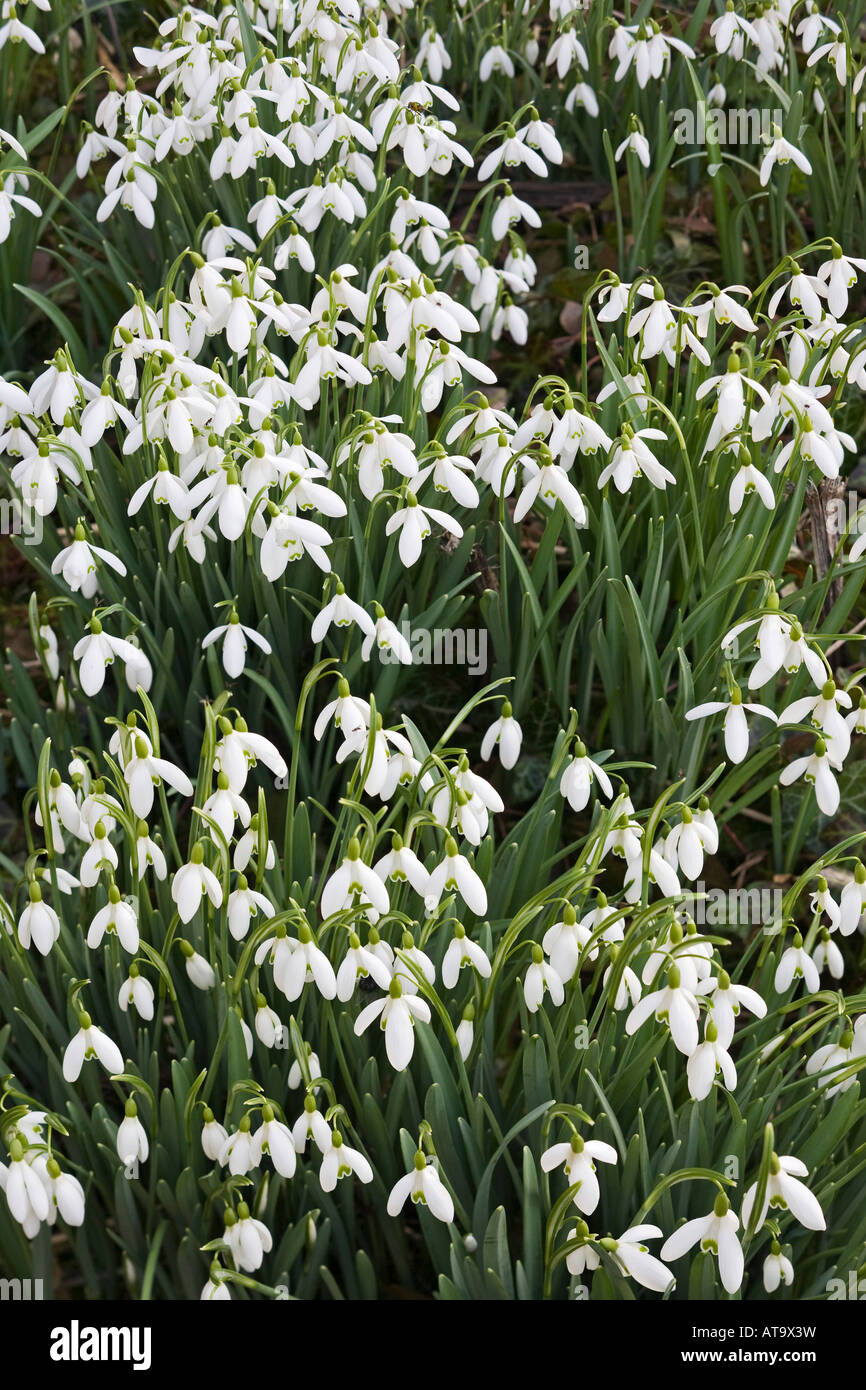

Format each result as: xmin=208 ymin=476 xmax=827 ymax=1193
xmin=2 ymin=0 xmax=866 ymax=1307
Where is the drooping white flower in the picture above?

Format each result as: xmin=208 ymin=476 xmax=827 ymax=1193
xmin=318 ymin=1130 xmax=374 ymax=1192
xmin=441 ymin=924 xmax=491 ymax=988
xmin=660 ymin=1194 xmax=743 ymax=1294
xmin=321 ymin=837 xmax=390 ymax=920
xmin=116 ymin=1100 xmax=149 ymax=1167
xmin=480 ymin=701 xmax=523 ymax=769
xmin=388 ymin=1152 xmax=454 ymax=1223
xmin=171 ymin=842 xmax=223 ymax=923
xmin=354 ymin=977 xmax=431 ymax=1070
xmin=62 ymin=1012 xmax=124 ymax=1082
xmin=202 ymin=611 xmax=272 ymax=679
xmin=600 ymin=1225 xmax=674 ymax=1293
xmin=741 ymin=1152 xmax=825 ymax=1232
xmin=763 ymin=1243 xmax=794 ymax=1292
xmin=625 ymin=963 xmax=700 ymax=1056
xmin=686 ymin=1019 xmax=737 ymax=1100
xmin=540 ymin=1133 xmax=618 ymax=1215
xmin=17 ymin=882 xmax=60 ymax=956
xmin=251 ymin=1105 xmax=297 ymax=1179
xmin=223 ymin=1202 xmax=272 ymax=1272
xmin=117 ymin=965 xmax=154 ymax=1021
xmin=427 ymin=838 xmax=487 ymax=916
xmin=759 ymin=127 xmax=813 ymax=186
xmin=686 ymin=687 xmax=777 ymax=764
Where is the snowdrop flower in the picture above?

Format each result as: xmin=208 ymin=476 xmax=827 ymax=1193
xmin=664 ymin=808 xmax=714 ymax=881
xmin=312 ymin=582 xmax=375 ymax=645
xmin=73 ymin=617 xmax=149 ymax=698
xmin=687 ymin=1019 xmax=737 ymax=1100
xmin=760 ymin=127 xmax=813 ymax=186
xmin=362 ymin=609 xmax=413 ymax=666
xmin=839 ymin=863 xmax=866 ymax=935
xmin=16 ymin=882 xmax=60 ymax=956
xmin=815 ymin=243 xmax=866 ymax=318
xmin=456 ymin=1005 xmax=474 ymax=1061
xmin=540 ymin=1133 xmax=618 ymax=1215
xmin=2 ymin=1141 xmax=49 ymax=1236
xmin=318 ymin=1130 xmax=374 ymax=1192
xmin=774 ymin=931 xmax=820 ymax=995
xmin=214 ymin=716 xmax=287 ymax=794
xmin=181 ymin=940 xmax=216 ymax=991
xmin=524 ymin=944 xmax=565 ymax=1013
xmin=710 ymin=5 xmax=759 ymax=55
xmin=559 ymin=741 xmax=614 ymax=812
xmin=779 ymin=680 xmax=851 ymax=766
xmin=441 ymin=924 xmax=492 ymax=988
xmin=742 ymin=1153 xmax=825 ymax=1232
xmin=50 ymin=522 xmax=127 ymax=598
xmin=490 ymin=188 xmax=541 ymax=241
xmin=779 ymin=738 xmax=840 ymax=817
xmin=565 ymin=1221 xmax=601 ymax=1277
xmin=171 ymin=843 xmax=223 ymax=923
xmin=79 ymin=820 xmax=118 ymax=888
xmin=292 ymin=1095 xmax=331 ymax=1155
xmin=251 ymin=1105 xmax=296 ymax=1178
xmin=806 ymin=1025 xmax=861 ymax=1096
xmin=201 ymin=1267 xmax=231 ymax=1302
xmin=812 ymin=928 xmax=844 ymax=981
xmin=388 ymin=1152 xmax=454 ymax=1223
xmin=354 ymin=977 xmax=431 ymax=1070
xmin=134 ymin=823 xmax=167 ymax=881
xmin=700 ymin=969 xmax=766 ymax=1048
xmin=313 ymin=680 xmax=370 ymax=742
xmin=200 ymin=773 xmax=251 ymax=845
xmin=479 ymin=45 xmax=515 ymax=82
xmin=252 ymin=993 xmax=283 ymax=1049
xmin=374 ymin=834 xmax=430 ymax=899
xmin=35 ymin=1155 xmax=85 ymax=1229
xmin=599 ymin=425 xmax=674 ymax=492
xmin=614 ymin=129 xmax=650 ymax=168
xmin=386 ymin=492 xmax=462 ymax=567
xmin=599 ymin=1226 xmax=674 ymax=1293
xmin=810 ymin=876 xmax=841 ymax=930
xmin=626 ymin=963 xmax=700 ymax=1056
xmin=87 ymin=885 xmax=139 ymax=953
xmin=660 ymin=1193 xmax=743 ymax=1294
xmin=202 ymin=611 xmax=271 ymax=679
xmin=427 ymin=838 xmax=487 ymax=916
xmin=623 ymin=842 xmax=681 ymax=905
xmin=481 ymin=701 xmax=522 ymax=770
xmin=116 ymin=1100 xmax=149 ymax=1168
xmin=547 ymin=29 xmax=589 ymax=79
xmin=63 ymin=1012 xmax=124 ymax=1082
xmin=321 ymin=837 xmax=390 ymax=920
xmin=123 ymin=735 xmax=193 ymax=820
xmin=337 ymin=931 xmax=392 ymax=1001
xmin=223 ymin=1202 xmax=272 ymax=1273
xmin=220 ymin=1116 xmax=256 ymax=1176
xmin=686 ymin=686 xmax=776 ymax=764
xmin=276 ymin=922 xmax=337 ymax=1002
xmin=543 ymin=903 xmax=597 ymax=981
xmin=763 ymin=1243 xmax=794 ymax=1292
xmin=201 ymin=1109 xmax=229 ymax=1163
xmin=117 ymin=964 xmax=154 ymax=1021
xmin=227 ymin=875 xmax=274 ymax=943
